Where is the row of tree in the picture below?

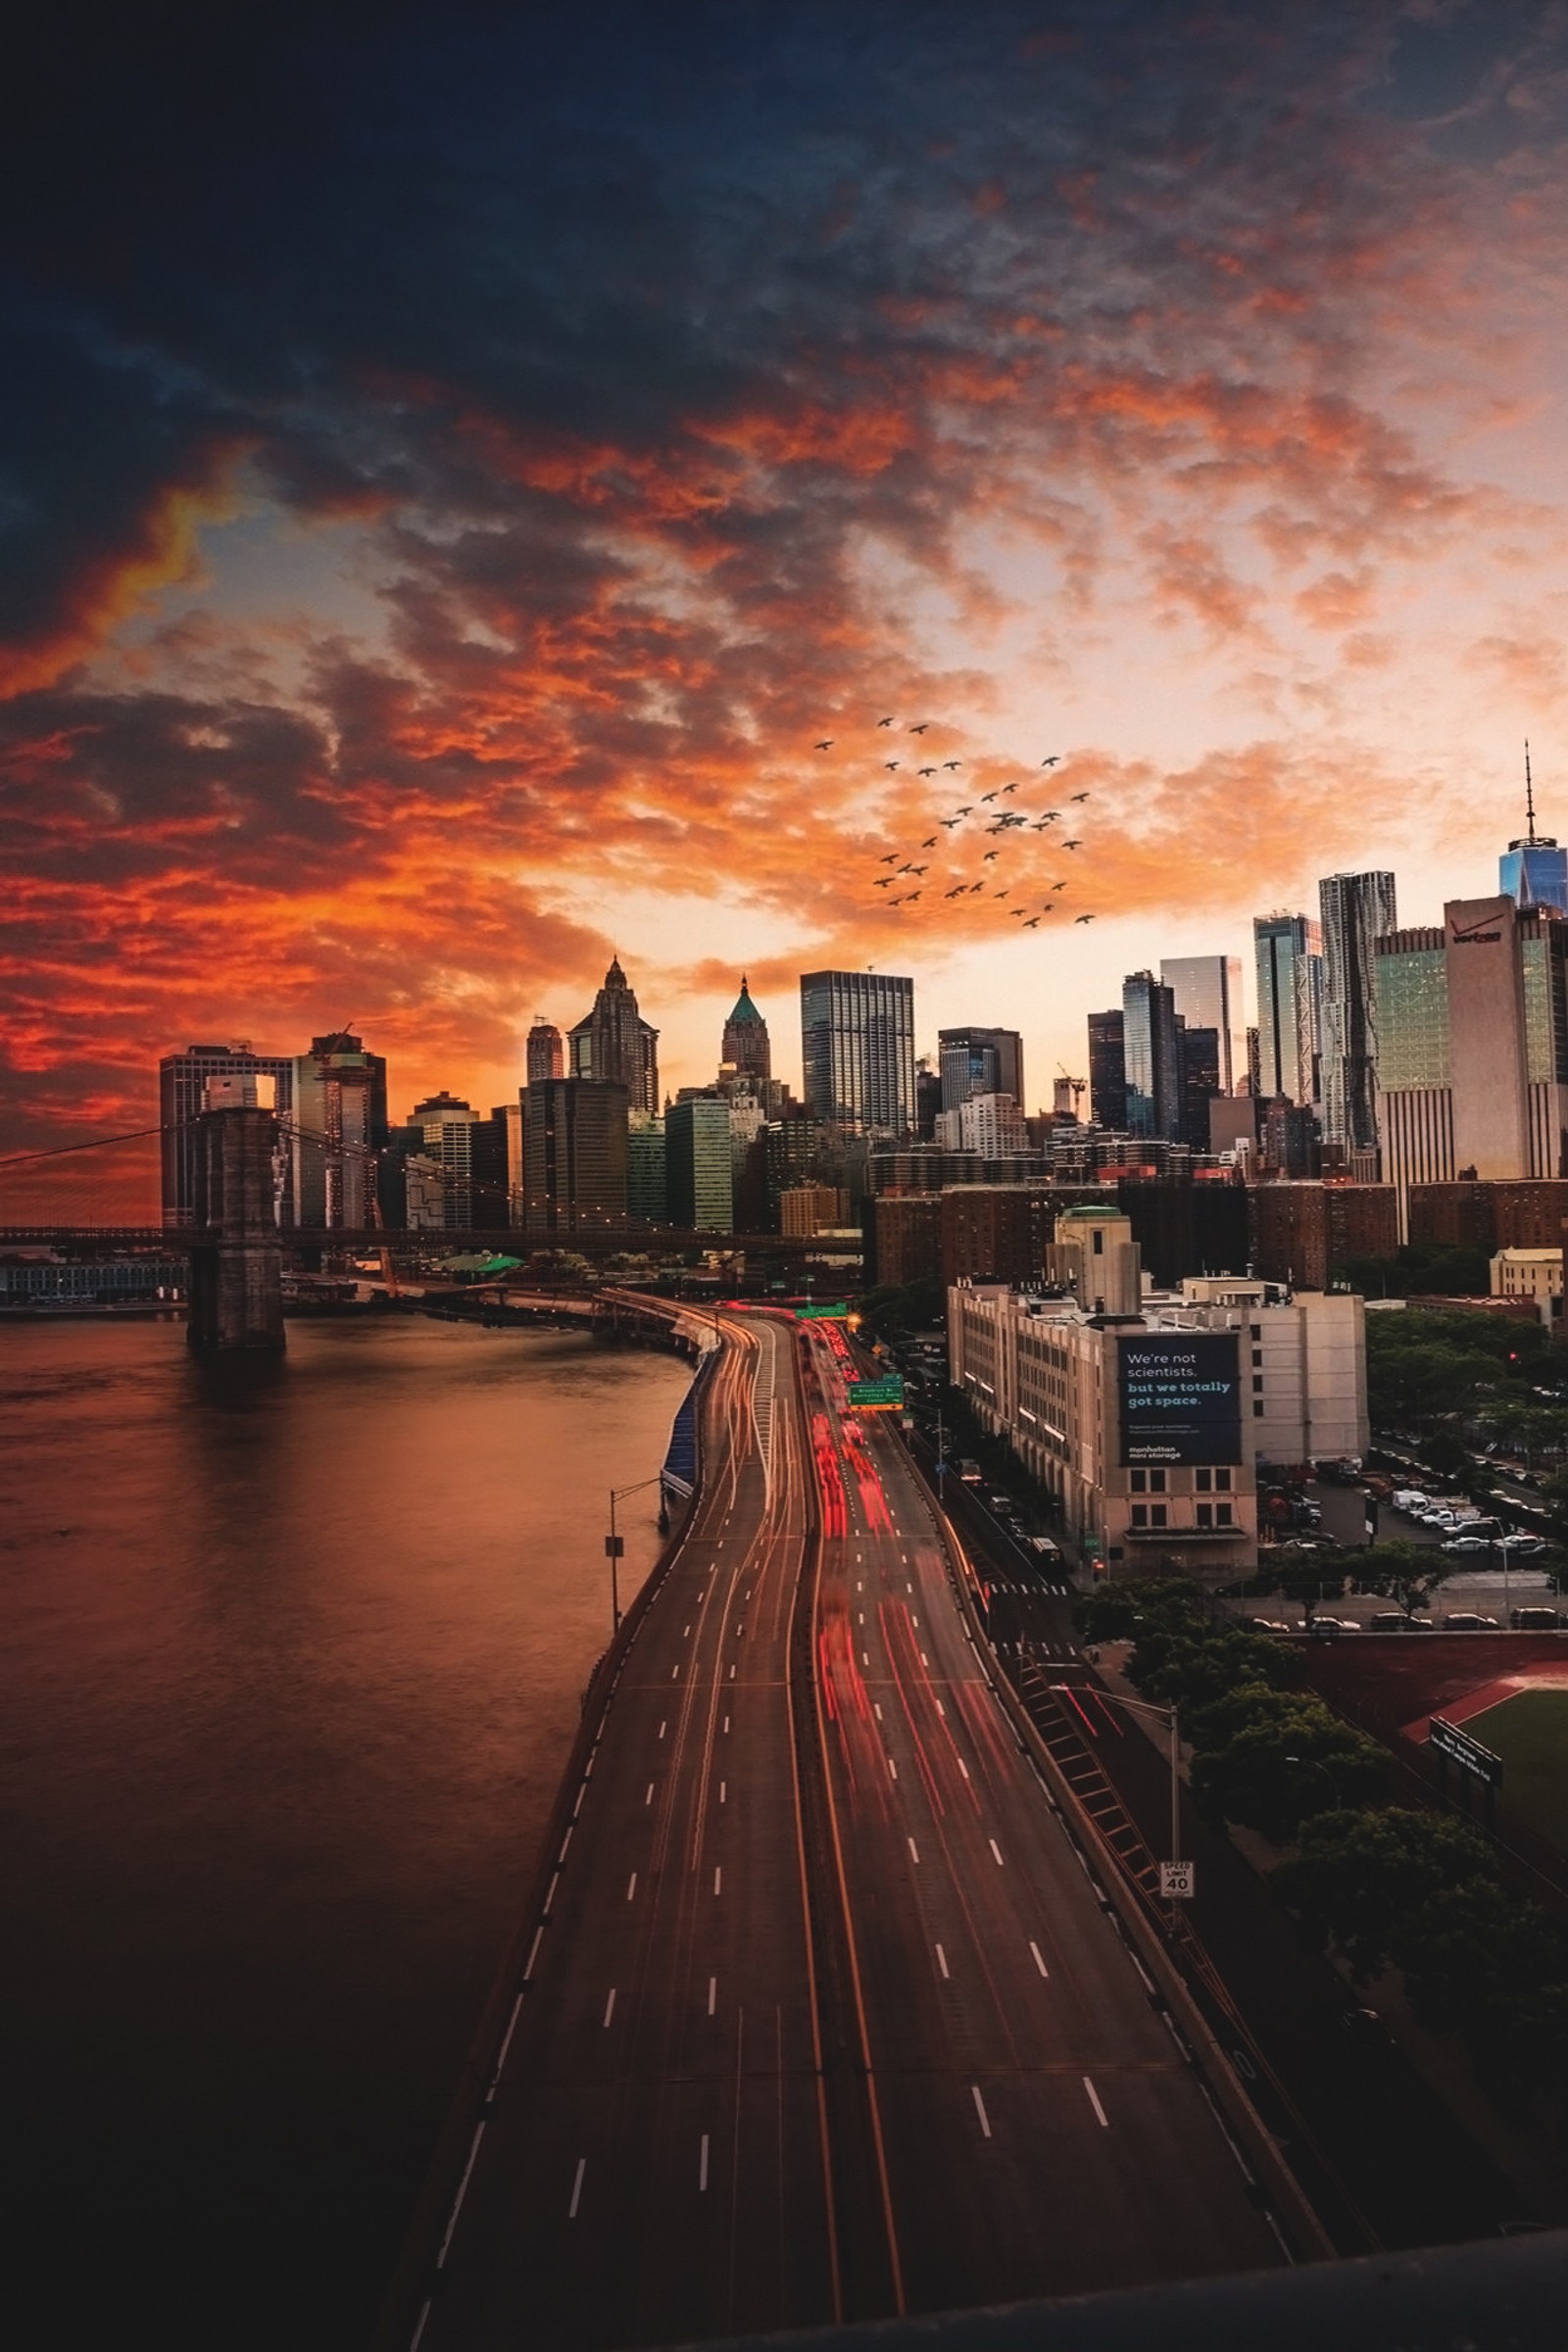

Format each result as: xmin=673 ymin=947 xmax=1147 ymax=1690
xmin=1075 ymin=1578 xmax=1568 ymax=2107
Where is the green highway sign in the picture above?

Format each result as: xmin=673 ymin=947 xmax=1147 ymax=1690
xmin=795 ymin=1302 xmax=850 ymax=1320
xmin=846 ymin=1376 xmax=905 ymax=1411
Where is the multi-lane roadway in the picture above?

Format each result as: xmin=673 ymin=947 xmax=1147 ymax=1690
xmin=401 ymin=1309 xmax=1293 ymax=2351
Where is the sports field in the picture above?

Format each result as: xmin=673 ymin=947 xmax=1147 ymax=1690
xmin=1464 ymin=1687 xmax=1568 ymax=1854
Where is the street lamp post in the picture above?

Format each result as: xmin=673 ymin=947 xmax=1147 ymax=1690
xmin=606 ymin=1473 xmax=665 ymax=1636
xmin=934 ymin=1402 xmax=948 ymax=1501
xmin=1285 ymin=1752 xmax=1342 ymax=1809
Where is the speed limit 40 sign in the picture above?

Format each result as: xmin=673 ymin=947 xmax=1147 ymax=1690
xmin=1159 ymin=1861 xmax=1196 ymax=1900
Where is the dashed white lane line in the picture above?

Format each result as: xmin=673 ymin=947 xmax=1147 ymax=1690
xmin=935 ymin=1698 xmax=946 ymax=1717
xmin=1084 ymin=2078 xmax=1109 ymax=2129
xmin=729 ymin=1663 xmax=736 ymax=1680
xmin=569 ymin=2157 xmax=587 ymax=2218
xmin=874 ymin=1702 xmax=883 ymax=1720
xmin=956 ymin=1757 xmax=969 ymax=1781
xmin=862 ymin=1650 xmax=870 ymax=1667
xmin=671 ymin=1665 xmax=680 ymax=1680
xmin=708 ymin=1976 xmax=717 ymax=2015
xmin=683 ymin=1624 xmax=691 ymax=1637
xmin=659 ymin=1721 xmax=666 ymax=1740
xmin=523 ymin=1926 xmax=544 ymax=1982
xmin=921 ymin=1652 xmax=930 ymax=1666
xmin=907 ymin=1837 xmax=920 ymax=1864
xmin=603 ymin=1987 xmax=616 ymax=2027
xmin=888 ymin=1755 xmax=899 ymax=1780
xmin=722 ymin=1716 xmax=730 ymax=1734
xmin=544 ymin=1870 xmax=560 ymax=1915
xmin=713 ymin=1866 xmax=722 ymax=1894
xmin=572 ymin=1787 xmax=585 ymax=1819
xmin=858 ymin=1612 xmax=865 ymax=1626
xmin=1030 ymin=1941 xmax=1050 ymax=1979
xmin=936 ymin=1942 xmax=950 ymax=1980
xmin=971 ymin=2086 xmax=992 ymax=2139
xmin=699 ymin=2134 xmax=710 ymax=2192
xmin=911 ymin=1615 xmax=919 ymax=1629
xmin=626 ymin=1873 xmax=638 ymax=1901
xmin=645 ymin=1783 xmax=655 ymax=1805
xmin=719 ymin=1781 xmax=726 ymax=1802
xmin=989 ymin=1838 xmax=1004 ymax=1866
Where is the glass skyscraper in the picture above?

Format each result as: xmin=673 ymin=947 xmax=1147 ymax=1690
xmin=937 ymin=1025 xmax=1024 ymax=1112
xmin=1087 ymin=1009 xmax=1126 ymax=1129
xmin=800 ymin=970 xmax=916 ymax=1134
xmin=1120 ymin=971 xmax=1182 ymax=1141
xmin=1252 ymin=912 xmax=1322 ymax=1105
xmin=1160 ymin=956 xmax=1243 ymax=1094
xmin=1318 ymin=870 xmax=1396 ymax=1150
xmin=1499 ymin=744 xmax=1568 ymax=913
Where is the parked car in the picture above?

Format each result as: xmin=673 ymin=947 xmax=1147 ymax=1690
xmin=1442 ymin=1536 xmax=1494 ymax=1554
xmin=1512 ymin=1606 xmax=1562 ymax=1629
xmin=1311 ymin=1616 xmax=1362 ymax=1633
xmin=1498 ymin=1534 xmax=1547 ymax=1557
xmin=1027 ymin=1536 xmax=1061 ymax=1560
xmin=1249 ymin=1617 xmax=1294 ymax=1634
xmin=1368 ymin=1611 xmax=1413 ymax=1631
xmin=1443 ymin=1613 xmax=1500 ymax=1630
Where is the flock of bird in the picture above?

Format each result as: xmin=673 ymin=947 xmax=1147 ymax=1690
xmin=812 ymin=717 xmax=1098 ymax=929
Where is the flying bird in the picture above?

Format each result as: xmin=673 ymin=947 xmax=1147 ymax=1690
xmin=879 ymin=853 xmax=899 ymax=864
xmin=905 ymin=890 xmax=922 ymax=903
xmin=1010 ymin=906 xmax=1027 ymax=917
xmin=1070 ymin=790 xmax=1091 ymax=802
xmin=884 ymin=760 xmax=900 ymax=771
xmin=877 ymin=715 xmax=895 ymax=727
xmin=920 ymin=836 xmax=938 ymax=849
xmin=1063 ymin=838 xmax=1082 ymax=851
xmin=897 ymin=862 xmax=915 ymax=874
xmin=917 ymin=765 xmax=938 ymax=777
xmin=983 ymin=850 xmax=999 ymax=861
xmin=944 ymin=885 xmax=965 ymax=899
xmin=940 ymin=816 xmax=961 ymax=829
xmin=814 ymin=739 xmax=834 ymax=751
xmin=1001 ymin=781 xmax=1018 ymax=794
xmin=980 ymin=790 xmax=999 ymax=804
xmin=994 ymin=888 xmax=1009 ymax=899
xmin=968 ymin=881 xmax=985 ymax=894
xmin=1023 ymin=917 xmax=1041 ymax=929
xmin=953 ymin=804 xmax=972 ymax=815
xmin=1041 ymin=755 xmax=1060 ymax=767
xmin=908 ymin=721 xmax=931 ymax=734
xmin=873 ymin=876 xmax=895 ymax=888
xmin=1051 ymin=879 xmax=1069 ymax=891
xmin=910 ymin=863 xmax=928 ymax=875
xmin=1075 ymin=912 xmax=1095 ymax=923
xmin=942 ymin=760 xmax=961 ymax=770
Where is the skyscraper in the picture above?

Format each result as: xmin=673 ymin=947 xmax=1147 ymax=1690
xmin=408 ymin=1092 xmax=478 ymax=1227
xmin=1175 ymin=1022 xmax=1222 ymax=1151
xmin=937 ymin=1025 xmax=1025 ymax=1113
xmin=522 ymin=1077 xmax=629 ymax=1238
xmin=1252 ymin=912 xmax=1322 ymax=1106
xmin=665 ymin=1098 xmax=735 ymax=1230
xmin=720 ymin=978 xmax=771 ymax=1085
xmin=293 ymin=1031 xmax=387 ymax=1228
xmin=800 ymin=970 xmax=915 ymax=1134
xmin=1121 ymin=972 xmax=1182 ymax=1141
xmin=1499 ymin=746 xmax=1568 ymax=915
xmin=526 ymin=1020 xmax=564 ymax=1086
xmin=160 ymin=1044 xmax=296 ymax=1226
xmin=1160 ymin=956 xmax=1243 ymax=1094
xmin=568 ymin=957 xmax=660 ymax=1113
xmin=1087 ymin=1010 xmax=1127 ymax=1130
xmin=1318 ymin=871 xmax=1396 ymax=1151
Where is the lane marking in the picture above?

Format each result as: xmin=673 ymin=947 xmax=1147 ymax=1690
xmin=907 ymin=1837 xmax=920 ymax=1864
xmin=956 ymin=1757 xmax=969 ymax=1781
xmin=723 ymin=1715 xmax=730 ymax=1734
xmin=713 ymin=1866 xmax=722 ymax=1894
xmin=684 ymin=1624 xmax=691 ymax=1637
xmin=719 ymin=1780 xmax=726 ymax=1803
xmin=874 ymin=1702 xmax=883 ymax=1720
xmin=921 ymin=1652 xmax=929 ymax=1666
xmin=523 ymin=1926 xmax=544 ymax=1982
xmin=729 ymin=1663 xmax=736 ymax=1680
xmin=572 ymin=1787 xmax=584 ymax=1819
xmin=568 ymin=2156 xmax=587 ymax=2219
xmin=935 ymin=1698 xmax=946 ymax=1717
xmin=888 ymin=1755 xmax=899 ymax=1780
xmin=626 ymin=1873 xmax=638 ymax=1900
xmin=603 ymin=1987 xmax=616 ymax=2027
xmin=659 ymin=1721 xmax=666 ymax=1740
xmin=1084 ymin=2077 xmax=1109 ymax=2129
xmin=935 ymin=1942 xmax=950 ymax=1980
xmin=543 ymin=1870 xmax=560 ymax=1916
xmin=862 ymin=1650 xmax=870 ymax=1667
xmin=989 ymin=1838 xmax=1004 ymax=1866
xmin=971 ymin=2086 xmax=992 ymax=2139
xmin=671 ymin=1665 xmax=680 ymax=1680
xmin=645 ymin=1783 xmax=654 ymax=1806
xmin=1029 ymin=1941 xmax=1050 ymax=1979
xmin=708 ymin=1976 xmax=717 ymax=2015
xmin=699 ymin=2133 xmax=710 ymax=2192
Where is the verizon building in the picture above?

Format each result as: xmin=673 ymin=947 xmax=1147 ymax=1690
xmin=1376 ymin=895 xmax=1568 ymax=1228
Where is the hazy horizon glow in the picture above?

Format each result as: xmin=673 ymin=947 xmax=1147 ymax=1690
xmin=6 ymin=3 xmax=1568 ymax=1182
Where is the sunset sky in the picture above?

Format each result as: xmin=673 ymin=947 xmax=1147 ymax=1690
xmin=6 ymin=2 xmax=1568 ymax=1183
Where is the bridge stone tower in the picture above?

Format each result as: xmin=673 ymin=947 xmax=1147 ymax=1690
xmin=186 ymin=1087 xmax=286 ymax=1353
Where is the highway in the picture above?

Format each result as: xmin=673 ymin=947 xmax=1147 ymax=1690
xmin=402 ymin=1311 xmax=1289 ymax=2352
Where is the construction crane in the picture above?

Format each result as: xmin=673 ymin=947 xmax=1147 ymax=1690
xmin=1054 ymin=1064 xmax=1087 ymax=1116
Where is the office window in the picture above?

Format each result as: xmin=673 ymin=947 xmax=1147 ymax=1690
xmin=1252 ymin=1374 xmax=1264 ymax=1393
xmin=1252 ymin=1400 xmax=1264 ymax=1417
xmin=1216 ymin=1502 xmax=1234 ymax=1527
xmin=1149 ymin=1469 xmax=1167 ymax=1493
xmin=1131 ymin=1503 xmax=1148 ymax=1528
xmin=1216 ymin=1467 xmax=1232 ymax=1492
xmin=1197 ymin=1467 xmax=1212 ymax=1493
xmin=1197 ymin=1501 xmax=1213 ymax=1528
xmin=1131 ymin=1469 xmax=1147 ymax=1494
xmin=1251 ymin=1348 xmax=1263 ymax=1367
xmin=1250 ymin=1323 xmax=1261 ymax=1339
xmin=1150 ymin=1504 xmax=1167 ymax=1529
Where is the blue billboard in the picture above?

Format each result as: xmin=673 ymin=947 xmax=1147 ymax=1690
xmin=1117 ymin=1332 xmax=1242 ymax=1467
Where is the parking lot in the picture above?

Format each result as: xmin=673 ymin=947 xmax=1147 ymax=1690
xmin=1244 ymin=1477 xmax=1559 ymax=1632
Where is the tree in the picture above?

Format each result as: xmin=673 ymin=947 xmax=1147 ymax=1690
xmin=1263 ymin=1553 xmax=1346 ymax=1625
xmin=1074 ymin=1576 xmax=1207 ymax=1646
xmin=1188 ymin=1694 xmax=1393 ymax=1842
xmin=1272 ymin=1806 xmax=1500 ymax=1981
xmin=1351 ymin=1540 xmax=1455 ymax=1620
xmin=1127 ymin=1627 xmax=1298 ymax=1712
xmin=1394 ymin=1880 xmax=1568 ymax=2096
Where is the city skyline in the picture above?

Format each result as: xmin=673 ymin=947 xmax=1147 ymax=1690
xmin=9 ymin=11 xmax=1568 ymax=1160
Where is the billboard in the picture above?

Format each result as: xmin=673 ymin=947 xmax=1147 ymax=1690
xmin=1117 ymin=1332 xmax=1242 ymax=1467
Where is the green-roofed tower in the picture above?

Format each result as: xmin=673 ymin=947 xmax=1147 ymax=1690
xmin=721 ymin=975 xmax=771 ymax=1086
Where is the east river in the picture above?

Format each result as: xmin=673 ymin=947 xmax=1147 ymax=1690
xmin=1 ymin=1316 xmax=694 ymax=2350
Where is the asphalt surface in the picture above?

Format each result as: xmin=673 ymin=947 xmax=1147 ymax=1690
xmin=411 ymin=1315 xmax=1286 ymax=2352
